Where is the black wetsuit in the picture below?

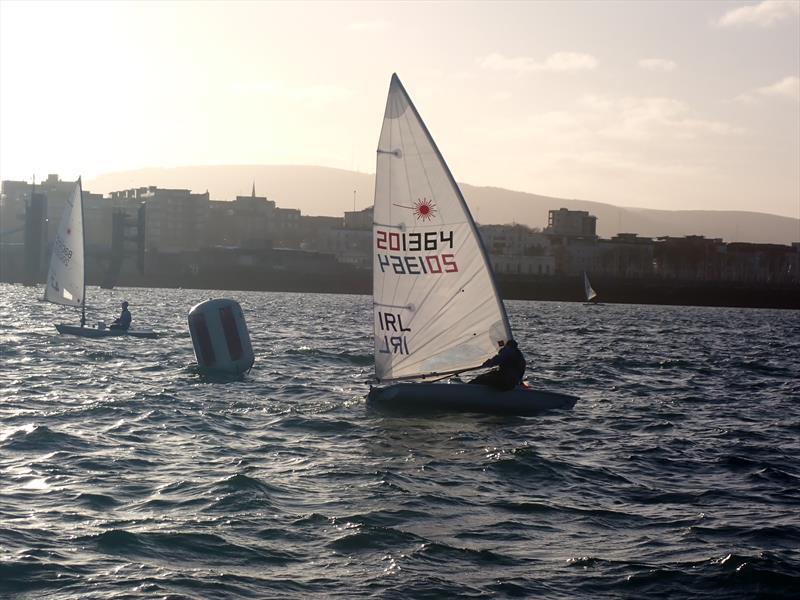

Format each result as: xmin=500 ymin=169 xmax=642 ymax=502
xmin=110 ymin=308 xmax=131 ymax=331
xmin=469 ymin=343 xmax=526 ymax=391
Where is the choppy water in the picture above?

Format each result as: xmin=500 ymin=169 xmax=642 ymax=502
xmin=1 ymin=282 xmax=798 ymax=599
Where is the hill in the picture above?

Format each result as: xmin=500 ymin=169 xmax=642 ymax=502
xmin=86 ymin=165 xmax=799 ymax=245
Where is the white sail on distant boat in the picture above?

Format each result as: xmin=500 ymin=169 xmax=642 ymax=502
xmin=366 ymin=74 xmax=577 ymax=415
xmin=46 ymin=179 xmax=157 ymax=339
xmin=584 ymin=271 xmax=598 ymax=303
xmin=45 ymin=179 xmax=86 ymax=319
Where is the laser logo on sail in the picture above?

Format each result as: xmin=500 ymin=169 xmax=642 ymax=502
xmin=412 ymin=198 xmax=436 ymax=221
xmin=391 ymin=197 xmax=438 ymax=222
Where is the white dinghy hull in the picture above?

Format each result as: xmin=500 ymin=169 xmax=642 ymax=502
xmin=367 ymin=382 xmax=577 ymax=416
xmin=55 ymin=324 xmax=159 ymax=339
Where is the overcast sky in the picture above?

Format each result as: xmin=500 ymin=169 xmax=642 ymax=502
xmin=1 ymin=0 xmax=798 ymax=217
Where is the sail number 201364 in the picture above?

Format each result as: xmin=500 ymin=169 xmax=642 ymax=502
xmin=375 ymin=229 xmax=458 ymax=275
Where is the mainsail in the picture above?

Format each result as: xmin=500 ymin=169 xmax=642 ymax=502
xmin=583 ymin=271 xmax=597 ymax=302
xmin=373 ymin=74 xmax=511 ymax=382
xmin=45 ymin=180 xmax=85 ymax=317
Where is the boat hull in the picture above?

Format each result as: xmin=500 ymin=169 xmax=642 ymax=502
xmin=367 ymin=382 xmax=577 ymax=416
xmin=55 ymin=324 xmax=159 ymax=339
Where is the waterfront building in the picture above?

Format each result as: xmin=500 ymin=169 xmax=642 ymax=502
xmin=596 ymin=233 xmax=655 ymax=278
xmin=544 ymin=208 xmax=599 ymax=275
xmin=272 ymin=207 xmax=302 ymax=248
xmin=327 ymin=206 xmax=372 ymax=269
xmin=0 ymin=180 xmax=29 ymax=245
xmin=343 ymin=206 xmax=373 ymax=230
xmin=479 ymin=224 xmax=555 ymax=276
xmin=2 ymin=175 xmax=108 ymax=282
xmin=724 ymin=242 xmax=800 ymax=284
xmin=109 ymin=186 xmax=210 ymax=254
xmin=546 ymin=207 xmax=597 ymax=237
xmin=2 ymin=176 xmax=797 ymax=292
xmin=206 ymin=189 xmax=276 ymax=249
xmin=327 ymin=228 xmax=372 ymax=269
xmin=654 ymin=235 xmax=726 ymax=281
xmin=2 ymin=175 xmax=103 ymax=246
xmin=299 ymin=215 xmax=344 ymax=252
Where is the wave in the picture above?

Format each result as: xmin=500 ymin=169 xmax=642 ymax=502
xmin=2 ymin=286 xmax=800 ymax=598
xmin=81 ymin=529 xmax=301 ymax=566
xmin=285 ymin=346 xmax=373 ymax=366
xmin=1 ymin=424 xmax=91 ymax=453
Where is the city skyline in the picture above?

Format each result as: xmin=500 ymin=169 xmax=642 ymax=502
xmin=1 ymin=1 xmax=798 ymax=218
xmin=3 ymin=171 xmax=798 ymax=248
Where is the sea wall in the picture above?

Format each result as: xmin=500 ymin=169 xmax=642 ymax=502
xmin=2 ymin=250 xmax=797 ymax=309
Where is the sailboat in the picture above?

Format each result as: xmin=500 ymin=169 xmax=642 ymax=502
xmin=366 ymin=74 xmax=577 ymax=415
xmin=583 ymin=271 xmax=599 ymax=304
xmin=46 ymin=179 xmax=157 ymax=339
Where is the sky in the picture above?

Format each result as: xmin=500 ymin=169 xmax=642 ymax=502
xmin=0 ymin=0 xmax=798 ymax=218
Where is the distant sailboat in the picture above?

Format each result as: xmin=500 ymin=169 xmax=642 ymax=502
xmin=366 ymin=74 xmax=577 ymax=415
xmin=45 ymin=179 xmax=157 ymax=339
xmin=45 ymin=179 xmax=87 ymax=327
xmin=583 ymin=271 xmax=598 ymax=304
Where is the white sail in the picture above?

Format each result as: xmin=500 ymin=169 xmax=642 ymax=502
xmin=584 ymin=271 xmax=597 ymax=302
xmin=45 ymin=180 xmax=84 ymax=308
xmin=373 ymin=74 xmax=512 ymax=382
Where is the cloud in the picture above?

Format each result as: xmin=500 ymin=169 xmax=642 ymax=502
xmin=490 ymin=94 xmax=743 ymax=148
xmin=346 ymin=20 xmax=388 ymax=32
xmin=716 ymin=0 xmax=799 ymax=28
xmin=757 ymin=75 xmax=800 ymax=99
xmin=541 ymin=150 xmax=702 ymax=176
xmin=543 ymin=52 xmax=598 ymax=71
xmin=480 ymin=93 xmax=745 ymax=180
xmin=451 ymin=71 xmax=477 ymax=81
xmin=588 ymin=96 xmax=744 ymax=140
xmin=736 ymin=75 xmax=800 ymax=103
xmin=637 ymin=58 xmax=677 ymax=71
xmin=515 ymin=111 xmax=586 ymax=143
xmin=229 ymin=80 xmax=353 ymax=106
xmin=478 ymin=51 xmax=598 ymax=73
xmin=490 ymin=91 xmax=513 ymax=101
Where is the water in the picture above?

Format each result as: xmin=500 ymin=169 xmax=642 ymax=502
xmin=1 ymin=283 xmax=798 ymax=599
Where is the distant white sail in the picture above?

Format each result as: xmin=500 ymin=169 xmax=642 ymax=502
xmin=45 ymin=180 xmax=84 ymax=308
xmin=584 ymin=271 xmax=597 ymax=302
xmin=373 ymin=74 xmax=512 ymax=382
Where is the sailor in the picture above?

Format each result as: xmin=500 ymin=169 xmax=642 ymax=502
xmin=469 ymin=339 xmax=526 ymax=391
xmin=110 ymin=301 xmax=132 ymax=331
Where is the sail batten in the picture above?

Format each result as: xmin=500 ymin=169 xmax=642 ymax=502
xmin=373 ymin=74 xmax=511 ymax=381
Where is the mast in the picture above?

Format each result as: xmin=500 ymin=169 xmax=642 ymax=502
xmin=78 ymin=177 xmax=86 ymax=327
xmin=32 ymin=175 xmax=37 ymax=282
